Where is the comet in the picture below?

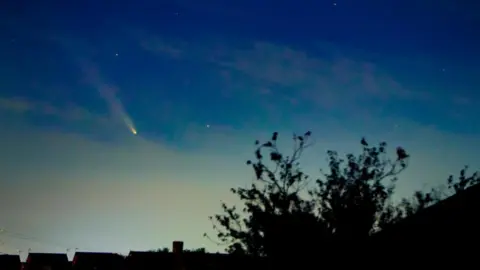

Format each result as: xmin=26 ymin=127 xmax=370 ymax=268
xmin=53 ymin=41 xmax=138 ymax=136
xmin=96 ymin=83 xmax=138 ymax=136
xmin=79 ymin=61 xmax=138 ymax=136
xmin=130 ymin=126 xmax=137 ymax=135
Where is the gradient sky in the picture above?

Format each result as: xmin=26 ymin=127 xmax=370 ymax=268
xmin=0 ymin=0 xmax=479 ymax=259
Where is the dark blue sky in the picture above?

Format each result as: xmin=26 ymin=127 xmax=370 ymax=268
xmin=0 ymin=0 xmax=479 ymax=258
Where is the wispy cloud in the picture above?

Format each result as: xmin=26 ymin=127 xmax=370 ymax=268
xmin=0 ymin=96 xmax=108 ymax=124
xmin=140 ymin=37 xmax=184 ymax=58
xmin=452 ymin=96 xmax=473 ymax=106
xmin=139 ymin=37 xmax=431 ymax=111
xmin=0 ymin=97 xmax=36 ymax=113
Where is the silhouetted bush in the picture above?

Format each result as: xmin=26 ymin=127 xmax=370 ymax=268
xmin=207 ymin=131 xmax=479 ymax=260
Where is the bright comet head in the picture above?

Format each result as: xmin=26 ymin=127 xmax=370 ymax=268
xmin=130 ymin=127 xmax=137 ymax=135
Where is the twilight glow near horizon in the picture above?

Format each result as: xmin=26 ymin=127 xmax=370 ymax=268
xmin=0 ymin=0 xmax=479 ymax=259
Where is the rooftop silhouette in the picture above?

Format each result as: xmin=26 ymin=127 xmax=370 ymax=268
xmin=0 ymin=254 xmax=21 ymax=270
xmin=3 ymin=181 xmax=479 ymax=269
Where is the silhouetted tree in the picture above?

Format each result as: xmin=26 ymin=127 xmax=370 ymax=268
xmin=207 ymin=131 xmax=479 ymax=259
xmin=149 ymin=247 xmax=169 ymax=253
xmin=149 ymin=247 xmax=207 ymax=253
xmin=312 ymin=135 xmax=410 ymax=240
xmin=393 ymin=166 xmax=480 ymax=217
xmin=207 ymin=132 xmax=325 ymax=257
xmin=184 ymin=248 xmax=206 ymax=253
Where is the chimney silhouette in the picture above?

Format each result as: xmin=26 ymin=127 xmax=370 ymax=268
xmin=172 ymin=241 xmax=183 ymax=254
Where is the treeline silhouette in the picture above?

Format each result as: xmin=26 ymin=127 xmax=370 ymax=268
xmin=206 ymin=131 xmax=480 ymax=266
xmin=3 ymin=131 xmax=478 ymax=269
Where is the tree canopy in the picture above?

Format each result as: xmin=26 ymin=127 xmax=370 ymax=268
xmin=149 ymin=247 xmax=207 ymax=253
xmin=207 ymin=131 xmax=479 ymax=258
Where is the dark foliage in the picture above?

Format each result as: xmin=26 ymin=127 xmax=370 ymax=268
xmin=394 ymin=166 xmax=480 ymax=218
xmin=207 ymin=131 xmax=479 ymax=258
xmin=149 ymin=247 xmax=207 ymax=253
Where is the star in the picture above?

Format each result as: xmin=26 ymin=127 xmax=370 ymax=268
xmin=333 ymin=2 xmax=337 ymax=6
xmin=115 ymin=53 xmax=119 ymax=57
xmin=206 ymin=124 xmax=210 ymax=128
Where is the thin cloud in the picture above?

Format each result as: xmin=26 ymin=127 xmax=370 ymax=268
xmin=138 ymin=37 xmax=430 ymax=110
xmin=0 ymin=97 xmax=35 ymax=113
xmin=0 ymin=96 xmax=108 ymax=124
xmin=140 ymin=37 xmax=184 ymax=58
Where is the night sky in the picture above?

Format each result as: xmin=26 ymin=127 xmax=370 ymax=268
xmin=0 ymin=0 xmax=479 ymax=259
